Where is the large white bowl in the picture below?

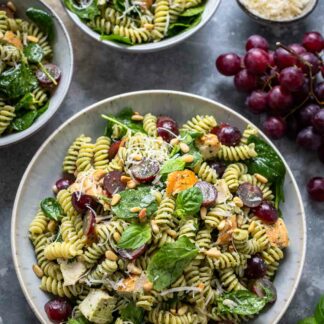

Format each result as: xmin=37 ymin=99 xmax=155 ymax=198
xmin=61 ymin=0 xmax=221 ymax=53
xmin=0 ymin=0 xmax=73 ymax=147
xmin=12 ymin=90 xmax=306 ymax=323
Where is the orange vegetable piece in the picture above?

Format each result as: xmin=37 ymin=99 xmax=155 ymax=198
xmin=3 ymin=31 xmax=22 ymax=49
xmin=166 ymin=170 xmax=198 ymax=196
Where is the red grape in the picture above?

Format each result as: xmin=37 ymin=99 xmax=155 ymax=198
xmin=296 ymin=126 xmax=322 ymax=150
xmin=36 ymin=64 xmax=61 ymax=88
xmin=318 ymin=145 xmax=324 ymax=163
xmin=212 ymin=122 xmax=242 ymax=146
xmin=118 ymin=245 xmax=147 ymax=260
xmin=216 ymin=53 xmax=241 ymax=76
xmin=108 ymin=140 xmax=121 ymax=160
xmin=245 ymin=254 xmax=267 ymax=279
xmin=274 ymin=47 xmax=297 ymax=69
xmin=246 ymin=35 xmax=269 ymax=51
xmin=157 ymin=116 xmax=179 ymax=143
xmin=130 ymin=158 xmax=159 ymax=183
xmin=208 ymin=161 xmax=227 ymax=177
xmin=234 ymin=69 xmax=257 ymax=92
xmin=71 ymin=192 xmax=95 ymax=213
xmin=307 ymin=177 xmax=324 ymax=202
xmin=298 ymin=104 xmax=320 ymax=127
xmin=246 ymin=90 xmax=268 ymax=114
xmin=314 ymin=82 xmax=324 ymax=101
xmin=312 ymin=110 xmax=324 ymax=135
xmin=83 ymin=209 xmax=96 ymax=236
xmin=103 ymin=171 xmax=126 ymax=197
xmin=263 ymin=116 xmax=286 ymax=140
xmin=244 ymin=48 xmax=270 ymax=75
xmin=252 ymin=201 xmax=279 ymax=224
xmin=268 ymin=51 xmax=275 ymax=67
xmin=44 ymin=298 xmax=72 ymax=323
xmin=195 ymin=181 xmax=217 ymax=207
xmin=249 ymin=278 xmax=277 ymax=303
xmin=54 ymin=176 xmax=75 ymax=193
xmin=288 ymin=43 xmax=307 ymax=55
xmin=293 ymin=78 xmax=310 ymax=105
xmin=237 ymin=183 xmax=263 ymax=208
xmin=302 ymin=31 xmax=324 ymax=53
xmin=279 ymin=67 xmax=305 ymax=92
xmin=267 ymin=86 xmax=293 ymax=115
xmin=298 ymin=52 xmax=321 ymax=74
xmin=321 ymin=66 xmax=324 ymax=78
xmin=0 ymin=4 xmax=14 ymax=18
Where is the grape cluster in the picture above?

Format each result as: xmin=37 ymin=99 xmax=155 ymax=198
xmin=216 ymin=32 xmax=324 ymax=202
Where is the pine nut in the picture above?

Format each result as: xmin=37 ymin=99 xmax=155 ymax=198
xmin=121 ymin=175 xmax=131 ymax=183
xmin=143 ymin=281 xmax=153 ymax=292
xmin=111 ymin=194 xmax=121 ymax=206
xmin=7 ymin=1 xmax=16 ymax=12
xmin=254 ymin=173 xmax=268 ymax=184
xmin=127 ymin=180 xmax=137 ymax=189
xmin=127 ymin=263 xmax=142 ymax=275
xmin=138 ymin=208 xmax=147 ymax=221
xmin=32 ymin=264 xmax=44 ymax=278
xmin=248 ymin=221 xmax=256 ymax=233
xmin=144 ymin=23 xmax=154 ymax=30
xmin=27 ymin=35 xmax=39 ymax=43
xmin=166 ymin=229 xmax=177 ymax=238
xmin=113 ymin=232 xmax=121 ymax=242
xmin=200 ymin=207 xmax=207 ymax=219
xmin=151 ymin=221 xmax=160 ymax=234
xmin=131 ymin=114 xmax=144 ymax=121
xmin=170 ymin=138 xmax=180 ymax=146
xmin=170 ymin=309 xmax=177 ymax=315
xmin=52 ymin=185 xmax=58 ymax=194
xmin=233 ymin=196 xmax=243 ymax=208
xmin=205 ymin=247 xmax=221 ymax=258
xmin=154 ymin=191 xmax=162 ymax=204
xmin=105 ymin=250 xmax=118 ymax=261
xmin=182 ymin=154 xmax=194 ymax=163
xmin=178 ymin=305 xmax=188 ymax=316
xmin=218 ymin=220 xmax=226 ymax=231
xmin=132 ymin=154 xmax=142 ymax=161
xmin=47 ymin=220 xmax=57 ymax=233
xmin=130 ymin=207 xmax=141 ymax=213
xmin=179 ymin=142 xmax=190 ymax=153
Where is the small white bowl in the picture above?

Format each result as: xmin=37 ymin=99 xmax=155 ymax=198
xmin=61 ymin=0 xmax=221 ymax=53
xmin=0 ymin=0 xmax=73 ymax=147
xmin=12 ymin=90 xmax=306 ymax=324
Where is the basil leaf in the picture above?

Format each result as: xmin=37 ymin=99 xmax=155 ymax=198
xmin=37 ymin=101 xmax=49 ymax=117
xmin=0 ymin=64 xmax=38 ymax=99
xmin=64 ymin=0 xmax=100 ymax=20
xmin=160 ymin=158 xmax=186 ymax=175
xmin=26 ymin=8 xmax=55 ymax=42
xmin=102 ymin=107 xmax=145 ymax=136
xmin=67 ymin=316 xmax=90 ymax=324
xmin=174 ymin=186 xmax=203 ymax=218
xmin=147 ymin=236 xmax=198 ymax=291
xmin=15 ymin=93 xmax=37 ymax=111
xmin=117 ymin=223 xmax=151 ymax=250
xmin=247 ymin=135 xmax=286 ymax=208
xmin=11 ymin=110 xmax=38 ymax=131
xmin=298 ymin=318 xmax=318 ymax=324
xmin=112 ymin=0 xmax=125 ymax=12
xmin=101 ymin=34 xmax=133 ymax=45
xmin=112 ymin=187 xmax=158 ymax=220
xmin=315 ymin=296 xmax=324 ymax=324
xmin=40 ymin=197 xmax=63 ymax=221
xmin=120 ymin=302 xmax=144 ymax=324
xmin=180 ymin=5 xmax=205 ymax=17
xmin=24 ymin=43 xmax=44 ymax=63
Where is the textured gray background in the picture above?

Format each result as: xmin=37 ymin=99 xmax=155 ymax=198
xmin=0 ymin=0 xmax=323 ymax=323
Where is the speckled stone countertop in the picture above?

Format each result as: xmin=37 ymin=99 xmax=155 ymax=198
xmin=0 ymin=0 xmax=323 ymax=323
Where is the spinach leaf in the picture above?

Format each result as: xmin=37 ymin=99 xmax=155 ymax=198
xmin=120 ymin=302 xmax=144 ymax=324
xmin=167 ymin=14 xmax=202 ymax=37
xmin=40 ymin=197 xmax=63 ymax=221
xmin=247 ymin=135 xmax=286 ymax=208
xmin=160 ymin=158 xmax=186 ymax=175
xmin=101 ymin=34 xmax=133 ymax=45
xmin=112 ymin=0 xmax=125 ymax=12
xmin=298 ymin=318 xmax=317 ymax=324
xmin=216 ymin=290 xmax=269 ymax=316
xmin=15 ymin=93 xmax=37 ymax=111
xmin=112 ymin=187 xmax=158 ymax=220
xmin=37 ymin=101 xmax=49 ymax=117
xmin=102 ymin=107 xmax=145 ymax=136
xmin=24 ymin=43 xmax=44 ymax=63
xmin=64 ymin=0 xmax=100 ymax=20
xmin=117 ymin=223 xmax=151 ymax=250
xmin=11 ymin=110 xmax=38 ymax=131
xmin=26 ymin=8 xmax=55 ymax=41
xmin=147 ymin=236 xmax=198 ymax=291
xmin=180 ymin=5 xmax=205 ymax=17
xmin=67 ymin=316 xmax=90 ymax=324
xmin=174 ymin=186 xmax=203 ymax=218
xmin=0 ymin=64 xmax=38 ymax=99
xmin=315 ymin=295 xmax=324 ymax=324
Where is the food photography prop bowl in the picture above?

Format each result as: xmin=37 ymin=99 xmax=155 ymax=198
xmin=236 ymin=0 xmax=318 ymax=26
xmin=60 ymin=0 xmax=221 ymax=53
xmin=12 ymin=90 xmax=306 ymax=323
xmin=0 ymin=0 xmax=73 ymax=147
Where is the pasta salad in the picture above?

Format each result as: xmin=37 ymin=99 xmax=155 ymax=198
xmin=29 ymin=108 xmax=289 ymax=323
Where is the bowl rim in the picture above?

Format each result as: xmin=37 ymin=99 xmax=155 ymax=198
xmin=236 ymin=0 xmax=318 ymax=24
xmin=11 ymin=90 xmax=306 ymax=323
xmin=60 ymin=0 xmax=221 ymax=53
xmin=0 ymin=0 xmax=74 ymax=147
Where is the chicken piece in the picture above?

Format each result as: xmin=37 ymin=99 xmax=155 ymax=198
xmin=215 ymin=179 xmax=233 ymax=203
xmin=60 ymin=260 xmax=87 ymax=286
xmin=195 ymin=134 xmax=221 ymax=160
xmin=265 ymin=218 xmax=289 ymax=248
xmin=216 ymin=215 xmax=237 ymax=245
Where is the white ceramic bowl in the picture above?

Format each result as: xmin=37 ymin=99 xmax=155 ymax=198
xmin=0 ymin=0 xmax=73 ymax=147
xmin=12 ymin=90 xmax=306 ymax=323
xmin=61 ymin=0 xmax=221 ymax=53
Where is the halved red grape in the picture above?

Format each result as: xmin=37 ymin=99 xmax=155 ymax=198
xmin=307 ymin=177 xmax=324 ymax=202
xmin=118 ymin=244 xmax=147 ymax=260
xmin=288 ymin=43 xmax=307 ymax=56
xmin=237 ymin=183 xmax=263 ymax=208
xmin=216 ymin=53 xmax=241 ymax=76
xmin=244 ymin=48 xmax=270 ymax=75
xmin=54 ymin=176 xmax=75 ymax=193
xmin=211 ymin=122 xmax=242 ymax=146
xmin=252 ymin=201 xmax=279 ymax=224
xmin=246 ymin=35 xmax=269 ymax=51
xmin=279 ymin=67 xmax=305 ymax=92
xmin=36 ymin=64 xmax=61 ymax=88
xmin=249 ymin=278 xmax=277 ymax=303
xmin=83 ymin=209 xmax=96 ymax=236
xmin=208 ymin=161 xmax=227 ymax=177
xmin=130 ymin=158 xmax=159 ymax=183
xmin=157 ymin=116 xmax=179 ymax=143
xmin=297 ymin=52 xmax=320 ymax=74
xmin=195 ymin=181 xmax=217 ymax=207
xmin=103 ymin=171 xmax=126 ymax=197
xmin=274 ymin=47 xmax=297 ymax=70
xmin=234 ymin=69 xmax=257 ymax=92
xmin=245 ymin=254 xmax=267 ymax=279
xmin=263 ymin=116 xmax=286 ymax=140
xmin=296 ymin=126 xmax=322 ymax=151
xmin=302 ymin=31 xmax=324 ymax=53
xmin=246 ymin=90 xmax=268 ymax=114
xmin=315 ymin=82 xmax=324 ymax=102
xmin=268 ymin=86 xmax=293 ymax=115
xmin=44 ymin=298 xmax=72 ymax=323
xmin=71 ymin=192 xmax=95 ymax=213
xmin=312 ymin=110 xmax=324 ymax=135
xmin=108 ymin=140 xmax=121 ymax=160
xmin=298 ymin=104 xmax=321 ymax=127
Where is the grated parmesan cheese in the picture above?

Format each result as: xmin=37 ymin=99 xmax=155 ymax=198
xmin=239 ymin=0 xmax=311 ymax=21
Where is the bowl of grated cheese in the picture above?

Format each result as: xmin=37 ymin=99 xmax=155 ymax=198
xmin=237 ymin=0 xmax=318 ymax=25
